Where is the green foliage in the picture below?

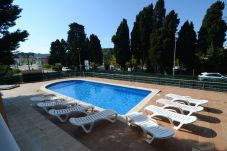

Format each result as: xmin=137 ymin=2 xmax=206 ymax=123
xmin=148 ymin=0 xmax=166 ymax=72
xmin=131 ymin=18 xmax=141 ymax=64
xmin=149 ymin=9 xmax=179 ymax=73
xmin=110 ymin=55 xmax=118 ymax=67
xmin=131 ymin=4 xmax=153 ymax=67
xmin=125 ymin=55 xmax=137 ymax=69
xmin=198 ymin=1 xmax=226 ymax=54
xmin=0 ymin=0 xmax=29 ymax=65
xmin=103 ymin=48 xmax=114 ymax=70
xmin=112 ymin=19 xmax=131 ymax=70
xmin=48 ymin=39 xmax=67 ymax=66
xmin=0 ymin=65 xmax=8 ymax=75
xmin=197 ymin=1 xmax=227 ymax=72
xmin=88 ymin=34 xmax=103 ymax=67
xmin=67 ymin=22 xmax=86 ymax=68
xmin=43 ymin=64 xmax=52 ymax=69
xmin=177 ymin=21 xmax=197 ymax=71
xmin=153 ymin=0 xmax=166 ymax=29
xmin=12 ymin=68 xmax=21 ymax=75
xmin=159 ymin=10 xmax=179 ymax=73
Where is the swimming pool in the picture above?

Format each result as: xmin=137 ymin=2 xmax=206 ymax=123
xmin=42 ymin=80 xmax=158 ymax=114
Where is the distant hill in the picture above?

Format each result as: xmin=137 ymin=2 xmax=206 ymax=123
xmin=34 ymin=53 xmax=49 ymax=58
xmin=17 ymin=52 xmax=49 ymax=59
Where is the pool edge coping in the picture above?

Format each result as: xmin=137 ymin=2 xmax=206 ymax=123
xmin=40 ymin=78 xmax=160 ymax=121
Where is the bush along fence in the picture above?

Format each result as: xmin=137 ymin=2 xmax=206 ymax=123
xmin=0 ymin=71 xmax=227 ymax=92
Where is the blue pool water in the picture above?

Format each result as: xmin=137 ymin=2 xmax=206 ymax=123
xmin=46 ymin=80 xmax=151 ymax=114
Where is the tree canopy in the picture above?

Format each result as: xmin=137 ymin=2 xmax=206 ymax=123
xmin=112 ymin=19 xmax=131 ymax=70
xmin=67 ymin=22 xmax=86 ymax=68
xmin=0 ymin=0 xmax=29 ymax=65
xmin=48 ymin=39 xmax=67 ymax=66
xmin=88 ymin=34 xmax=103 ymax=67
xmin=176 ymin=21 xmax=197 ymax=71
xmin=197 ymin=1 xmax=227 ymax=72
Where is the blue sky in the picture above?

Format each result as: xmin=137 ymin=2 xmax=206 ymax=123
xmin=13 ymin=0 xmax=227 ymax=54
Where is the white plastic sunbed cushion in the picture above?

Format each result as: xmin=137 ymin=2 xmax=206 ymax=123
xmin=30 ymin=95 xmax=59 ymax=102
xmin=145 ymin=105 xmax=197 ymax=124
xmin=37 ymin=101 xmax=67 ymax=107
xmin=166 ymin=93 xmax=208 ymax=105
xmin=156 ymin=98 xmax=204 ymax=112
xmin=127 ymin=112 xmax=175 ymax=139
xmin=69 ymin=110 xmax=117 ymax=126
xmin=48 ymin=105 xmax=93 ymax=116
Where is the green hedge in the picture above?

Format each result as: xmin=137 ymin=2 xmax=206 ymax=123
xmin=0 ymin=75 xmax=22 ymax=84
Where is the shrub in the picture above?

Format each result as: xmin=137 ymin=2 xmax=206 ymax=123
xmin=12 ymin=68 xmax=21 ymax=75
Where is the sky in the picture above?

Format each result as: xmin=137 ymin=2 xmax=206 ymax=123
xmin=12 ymin=0 xmax=227 ymax=54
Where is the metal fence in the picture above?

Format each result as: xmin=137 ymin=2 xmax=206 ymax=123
xmin=1 ymin=71 xmax=227 ymax=92
xmin=84 ymin=72 xmax=227 ymax=92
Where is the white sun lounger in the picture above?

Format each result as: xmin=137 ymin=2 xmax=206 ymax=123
xmin=30 ymin=95 xmax=62 ymax=102
xmin=37 ymin=99 xmax=77 ymax=112
xmin=69 ymin=110 xmax=117 ymax=133
xmin=156 ymin=98 xmax=204 ymax=116
xmin=145 ymin=105 xmax=197 ymax=130
xmin=126 ymin=112 xmax=175 ymax=144
xmin=48 ymin=105 xmax=94 ymax=122
xmin=166 ymin=93 xmax=208 ymax=107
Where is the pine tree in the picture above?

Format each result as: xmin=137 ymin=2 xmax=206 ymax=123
xmin=177 ymin=21 xmax=197 ymax=72
xmin=112 ymin=19 xmax=131 ymax=70
xmin=0 ymin=0 xmax=29 ymax=65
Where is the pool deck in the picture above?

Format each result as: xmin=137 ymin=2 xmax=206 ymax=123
xmin=2 ymin=77 xmax=227 ymax=151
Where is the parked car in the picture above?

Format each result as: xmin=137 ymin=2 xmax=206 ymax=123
xmin=198 ymin=72 xmax=227 ymax=81
xmin=62 ymin=67 xmax=71 ymax=71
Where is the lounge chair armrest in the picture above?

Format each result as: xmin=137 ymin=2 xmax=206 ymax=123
xmin=165 ymin=108 xmax=177 ymax=113
xmin=172 ymin=99 xmax=190 ymax=105
xmin=162 ymin=105 xmax=184 ymax=114
xmin=148 ymin=114 xmax=174 ymax=127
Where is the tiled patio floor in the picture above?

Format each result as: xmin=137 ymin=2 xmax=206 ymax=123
xmin=2 ymin=77 xmax=227 ymax=151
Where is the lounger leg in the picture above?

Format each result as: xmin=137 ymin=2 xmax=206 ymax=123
xmin=57 ymin=115 xmax=68 ymax=122
xmin=143 ymin=130 xmax=155 ymax=144
xmin=43 ymin=107 xmax=49 ymax=113
xmin=174 ymin=123 xmax=184 ymax=130
xmin=105 ymin=113 xmax=117 ymax=123
xmin=81 ymin=123 xmax=94 ymax=133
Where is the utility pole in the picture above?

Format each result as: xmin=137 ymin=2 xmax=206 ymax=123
xmin=78 ymin=48 xmax=82 ymax=71
xmin=173 ymin=33 xmax=177 ymax=77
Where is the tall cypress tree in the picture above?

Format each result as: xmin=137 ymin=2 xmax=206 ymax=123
xmin=67 ymin=22 xmax=86 ymax=69
xmin=149 ymin=0 xmax=166 ymax=72
xmin=197 ymin=1 xmax=227 ymax=72
xmin=131 ymin=4 xmax=153 ymax=68
xmin=0 ymin=0 xmax=29 ymax=65
xmin=198 ymin=1 xmax=226 ymax=54
xmin=131 ymin=15 xmax=141 ymax=65
xmin=48 ymin=39 xmax=67 ymax=66
xmin=159 ymin=10 xmax=179 ymax=73
xmin=153 ymin=0 xmax=166 ymax=29
xmin=140 ymin=4 xmax=154 ymax=69
xmin=112 ymin=19 xmax=130 ymax=70
xmin=177 ymin=21 xmax=197 ymax=72
xmin=88 ymin=34 xmax=103 ymax=67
